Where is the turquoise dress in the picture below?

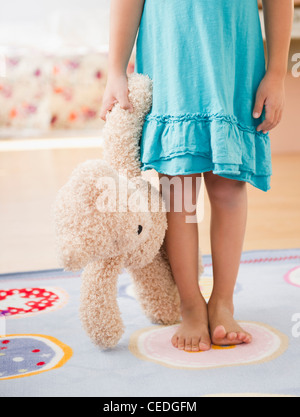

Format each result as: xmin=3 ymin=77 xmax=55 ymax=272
xmin=134 ymin=0 xmax=272 ymax=192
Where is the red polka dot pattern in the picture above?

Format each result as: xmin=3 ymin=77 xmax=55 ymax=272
xmin=0 ymin=288 xmax=66 ymax=317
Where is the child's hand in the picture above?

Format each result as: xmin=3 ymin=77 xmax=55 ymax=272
xmin=99 ymin=73 xmax=134 ymax=121
xmin=252 ymin=72 xmax=285 ymax=134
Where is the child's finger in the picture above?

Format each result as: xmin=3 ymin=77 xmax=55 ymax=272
xmin=253 ymin=92 xmax=265 ymax=119
xmin=117 ymin=91 xmax=134 ymax=112
xmin=99 ymin=99 xmax=118 ymax=121
xmin=99 ymin=106 xmax=110 ymax=121
xmin=270 ymin=108 xmax=282 ymax=131
xmin=99 ymin=106 xmax=108 ymax=121
xmin=257 ymin=119 xmax=272 ymax=133
xmin=275 ymin=108 xmax=283 ymax=126
xmin=256 ymin=104 xmax=276 ymax=133
xmin=119 ymin=99 xmax=133 ymax=112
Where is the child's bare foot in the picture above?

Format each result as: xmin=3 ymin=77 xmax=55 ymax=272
xmin=171 ymin=297 xmax=211 ymax=352
xmin=208 ymin=299 xmax=252 ymax=346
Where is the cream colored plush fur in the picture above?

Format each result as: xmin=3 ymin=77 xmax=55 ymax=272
xmin=54 ymin=73 xmax=203 ymax=349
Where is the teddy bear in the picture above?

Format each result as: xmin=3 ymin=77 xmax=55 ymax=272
xmin=54 ymin=72 xmax=204 ymax=349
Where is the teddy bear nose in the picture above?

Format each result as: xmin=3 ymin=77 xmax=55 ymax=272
xmin=137 ymin=225 xmax=143 ymax=235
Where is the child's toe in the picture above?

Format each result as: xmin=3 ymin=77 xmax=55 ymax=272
xmin=171 ymin=335 xmax=178 ymax=348
xmin=237 ymin=332 xmax=247 ymax=342
xmin=192 ymin=337 xmax=200 ymax=351
xmin=185 ymin=337 xmax=193 ymax=351
xmin=178 ymin=337 xmax=185 ymax=350
xmin=213 ymin=325 xmax=227 ymax=341
xmin=227 ymin=332 xmax=237 ymax=341
xmin=200 ymin=333 xmax=211 ymax=351
xmin=199 ymin=341 xmax=210 ymax=351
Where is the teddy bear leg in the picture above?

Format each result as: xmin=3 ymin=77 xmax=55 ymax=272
xmin=79 ymin=258 xmax=125 ymax=349
xmin=129 ymin=247 xmax=181 ymax=325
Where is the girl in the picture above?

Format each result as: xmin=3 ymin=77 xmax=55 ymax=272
xmin=100 ymin=0 xmax=293 ymax=352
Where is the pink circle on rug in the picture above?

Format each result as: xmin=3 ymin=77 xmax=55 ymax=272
xmin=129 ymin=322 xmax=288 ymax=369
xmin=284 ymin=266 xmax=300 ymax=288
xmin=0 ymin=287 xmax=69 ymax=318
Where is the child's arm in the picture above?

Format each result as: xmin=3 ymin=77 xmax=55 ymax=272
xmin=253 ymin=0 xmax=294 ymax=134
xmin=100 ymin=0 xmax=145 ymax=121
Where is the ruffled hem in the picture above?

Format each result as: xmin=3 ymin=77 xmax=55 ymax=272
xmin=139 ymin=113 xmax=272 ymax=192
xmin=140 ymin=153 xmax=271 ymax=192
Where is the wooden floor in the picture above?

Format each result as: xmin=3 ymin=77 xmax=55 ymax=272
xmin=0 ymin=140 xmax=299 ymax=273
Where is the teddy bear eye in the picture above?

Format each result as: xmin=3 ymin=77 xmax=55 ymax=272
xmin=137 ymin=225 xmax=143 ymax=235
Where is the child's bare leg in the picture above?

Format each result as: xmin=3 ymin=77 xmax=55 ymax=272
xmin=203 ymin=171 xmax=252 ymax=345
xmin=158 ymin=172 xmax=211 ymax=352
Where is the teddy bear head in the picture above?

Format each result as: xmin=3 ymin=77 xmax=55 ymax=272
xmin=54 ymin=158 xmax=167 ymax=272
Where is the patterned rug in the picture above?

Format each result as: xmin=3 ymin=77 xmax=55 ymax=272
xmin=0 ymin=248 xmax=300 ymax=397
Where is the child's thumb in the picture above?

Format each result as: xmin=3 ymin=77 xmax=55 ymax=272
xmin=253 ymin=93 xmax=265 ymax=119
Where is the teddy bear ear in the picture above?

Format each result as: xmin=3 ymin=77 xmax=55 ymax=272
xmin=95 ymin=173 xmax=118 ymax=213
xmin=95 ymin=173 xmax=138 ymax=213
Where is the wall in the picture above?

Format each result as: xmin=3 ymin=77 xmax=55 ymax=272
xmin=0 ymin=0 xmax=110 ymax=48
xmin=0 ymin=0 xmax=109 ymax=22
xmin=270 ymin=72 xmax=300 ymax=154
